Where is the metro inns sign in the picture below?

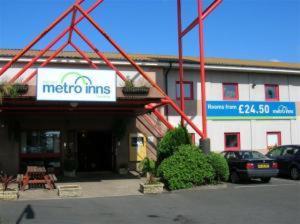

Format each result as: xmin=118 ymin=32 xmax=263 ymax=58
xmin=37 ymin=68 xmax=116 ymax=102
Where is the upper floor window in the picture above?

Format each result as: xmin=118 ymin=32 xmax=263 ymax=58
xmin=265 ymin=84 xmax=279 ymax=101
xmin=176 ymin=81 xmax=194 ymax=100
xmin=223 ymin=83 xmax=239 ymax=100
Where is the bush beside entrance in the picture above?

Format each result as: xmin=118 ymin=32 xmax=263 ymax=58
xmin=157 ymin=145 xmax=214 ymax=190
xmin=157 ymin=145 xmax=229 ymax=190
xmin=157 ymin=125 xmax=191 ymax=164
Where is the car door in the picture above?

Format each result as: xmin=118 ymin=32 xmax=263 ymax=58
xmin=267 ymin=147 xmax=285 ymax=174
xmin=224 ymin=152 xmax=240 ymax=172
xmin=277 ymin=147 xmax=295 ymax=175
xmin=280 ymin=147 xmax=298 ymax=173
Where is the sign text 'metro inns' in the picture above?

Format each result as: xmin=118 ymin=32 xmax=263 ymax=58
xmin=37 ymin=68 xmax=116 ymax=102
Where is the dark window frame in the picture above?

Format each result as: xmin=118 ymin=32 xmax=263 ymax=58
xmin=224 ymin=132 xmax=241 ymax=151
xmin=222 ymin=83 xmax=239 ymax=100
xmin=175 ymin=81 xmax=194 ymax=100
xmin=265 ymin=84 xmax=279 ymax=101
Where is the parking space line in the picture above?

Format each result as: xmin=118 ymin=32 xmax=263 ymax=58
xmin=234 ymin=183 xmax=299 ymax=189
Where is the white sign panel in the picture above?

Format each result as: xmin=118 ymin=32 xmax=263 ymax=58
xmin=37 ymin=68 xmax=116 ymax=102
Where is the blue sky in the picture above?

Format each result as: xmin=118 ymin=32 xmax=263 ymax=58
xmin=0 ymin=0 xmax=299 ymax=63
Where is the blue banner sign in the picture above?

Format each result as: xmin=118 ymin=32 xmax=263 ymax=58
xmin=207 ymin=101 xmax=296 ymax=120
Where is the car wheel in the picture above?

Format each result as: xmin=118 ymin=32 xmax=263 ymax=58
xmin=260 ymin=177 xmax=271 ymax=183
xmin=290 ymin=167 xmax=300 ymax=180
xmin=230 ymin=171 xmax=240 ymax=183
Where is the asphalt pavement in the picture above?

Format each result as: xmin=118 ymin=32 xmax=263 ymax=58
xmin=0 ymin=178 xmax=299 ymax=224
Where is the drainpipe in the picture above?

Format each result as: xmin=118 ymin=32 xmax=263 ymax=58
xmin=164 ymin=62 xmax=173 ymax=120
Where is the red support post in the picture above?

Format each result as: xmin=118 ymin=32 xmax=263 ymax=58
xmin=73 ymin=27 xmax=127 ymax=81
xmin=181 ymin=0 xmax=222 ymax=38
xmin=23 ymin=41 xmax=69 ymax=83
xmin=177 ymin=0 xmax=185 ymax=126
xmin=197 ymin=0 xmax=208 ymax=139
xmin=67 ymin=5 xmax=78 ymax=43
xmin=177 ymin=0 xmax=222 ymax=139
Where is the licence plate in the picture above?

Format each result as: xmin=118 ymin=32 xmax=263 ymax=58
xmin=258 ymin=164 xmax=270 ymax=169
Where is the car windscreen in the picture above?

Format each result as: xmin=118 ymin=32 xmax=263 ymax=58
xmin=238 ymin=151 xmax=268 ymax=160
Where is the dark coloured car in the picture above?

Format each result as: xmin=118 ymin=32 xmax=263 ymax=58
xmin=221 ymin=150 xmax=278 ymax=183
xmin=266 ymin=145 xmax=300 ymax=180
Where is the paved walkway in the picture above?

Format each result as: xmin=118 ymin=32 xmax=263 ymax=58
xmin=17 ymin=173 xmax=144 ymax=201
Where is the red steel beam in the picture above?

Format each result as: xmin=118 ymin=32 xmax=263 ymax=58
xmin=9 ymin=29 xmax=69 ymax=83
xmin=69 ymin=42 xmax=98 ymax=69
xmin=73 ymin=27 xmax=127 ymax=81
xmin=181 ymin=0 xmax=222 ymax=38
xmin=161 ymin=99 xmax=204 ymax=138
xmin=75 ymin=5 xmax=167 ymax=95
xmin=152 ymin=109 xmax=174 ymax=130
xmin=137 ymin=116 xmax=162 ymax=138
xmin=197 ymin=0 xmax=208 ymax=138
xmin=67 ymin=5 xmax=79 ymax=43
xmin=4 ymin=0 xmax=105 ymax=81
xmin=23 ymin=42 xmax=69 ymax=83
xmin=0 ymin=4 xmax=75 ymax=77
xmin=143 ymin=114 xmax=164 ymax=137
xmin=177 ymin=0 xmax=185 ymax=126
xmin=75 ymin=5 xmax=204 ymax=138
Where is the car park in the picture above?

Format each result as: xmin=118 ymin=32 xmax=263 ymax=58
xmin=221 ymin=150 xmax=278 ymax=183
xmin=266 ymin=145 xmax=300 ymax=180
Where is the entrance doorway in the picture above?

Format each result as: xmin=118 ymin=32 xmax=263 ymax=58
xmin=77 ymin=131 xmax=113 ymax=172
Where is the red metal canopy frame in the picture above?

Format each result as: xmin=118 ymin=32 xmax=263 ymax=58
xmin=0 ymin=0 xmax=222 ymax=140
xmin=177 ymin=0 xmax=222 ymax=138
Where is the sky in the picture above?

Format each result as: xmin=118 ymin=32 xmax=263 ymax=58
xmin=0 ymin=0 xmax=299 ymax=63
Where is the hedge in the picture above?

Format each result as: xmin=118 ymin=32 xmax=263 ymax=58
xmin=157 ymin=125 xmax=191 ymax=164
xmin=157 ymin=145 xmax=214 ymax=190
xmin=207 ymin=152 xmax=229 ymax=182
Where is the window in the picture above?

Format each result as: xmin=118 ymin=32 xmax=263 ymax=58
xmin=267 ymin=147 xmax=283 ymax=158
xmin=176 ymin=81 xmax=193 ymax=100
xmin=267 ymin=132 xmax=281 ymax=149
xmin=265 ymin=84 xmax=279 ymax=101
xmin=223 ymin=83 xmax=239 ymax=100
xmin=225 ymin=152 xmax=238 ymax=159
xmin=21 ymin=130 xmax=61 ymax=154
xmin=224 ymin=133 xmax=240 ymax=151
xmin=282 ymin=147 xmax=298 ymax=156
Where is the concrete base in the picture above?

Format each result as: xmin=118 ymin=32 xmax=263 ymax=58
xmin=0 ymin=190 xmax=19 ymax=200
xmin=140 ymin=183 xmax=164 ymax=194
xmin=199 ymin=138 xmax=211 ymax=154
xmin=57 ymin=185 xmax=82 ymax=198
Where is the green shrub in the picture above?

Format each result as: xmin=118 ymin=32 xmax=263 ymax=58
xmin=207 ymin=152 xmax=229 ymax=182
xmin=138 ymin=157 xmax=156 ymax=175
xmin=157 ymin=125 xmax=191 ymax=164
xmin=157 ymin=145 xmax=214 ymax=190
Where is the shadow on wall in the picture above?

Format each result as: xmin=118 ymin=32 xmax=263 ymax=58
xmin=16 ymin=205 xmax=35 ymax=224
